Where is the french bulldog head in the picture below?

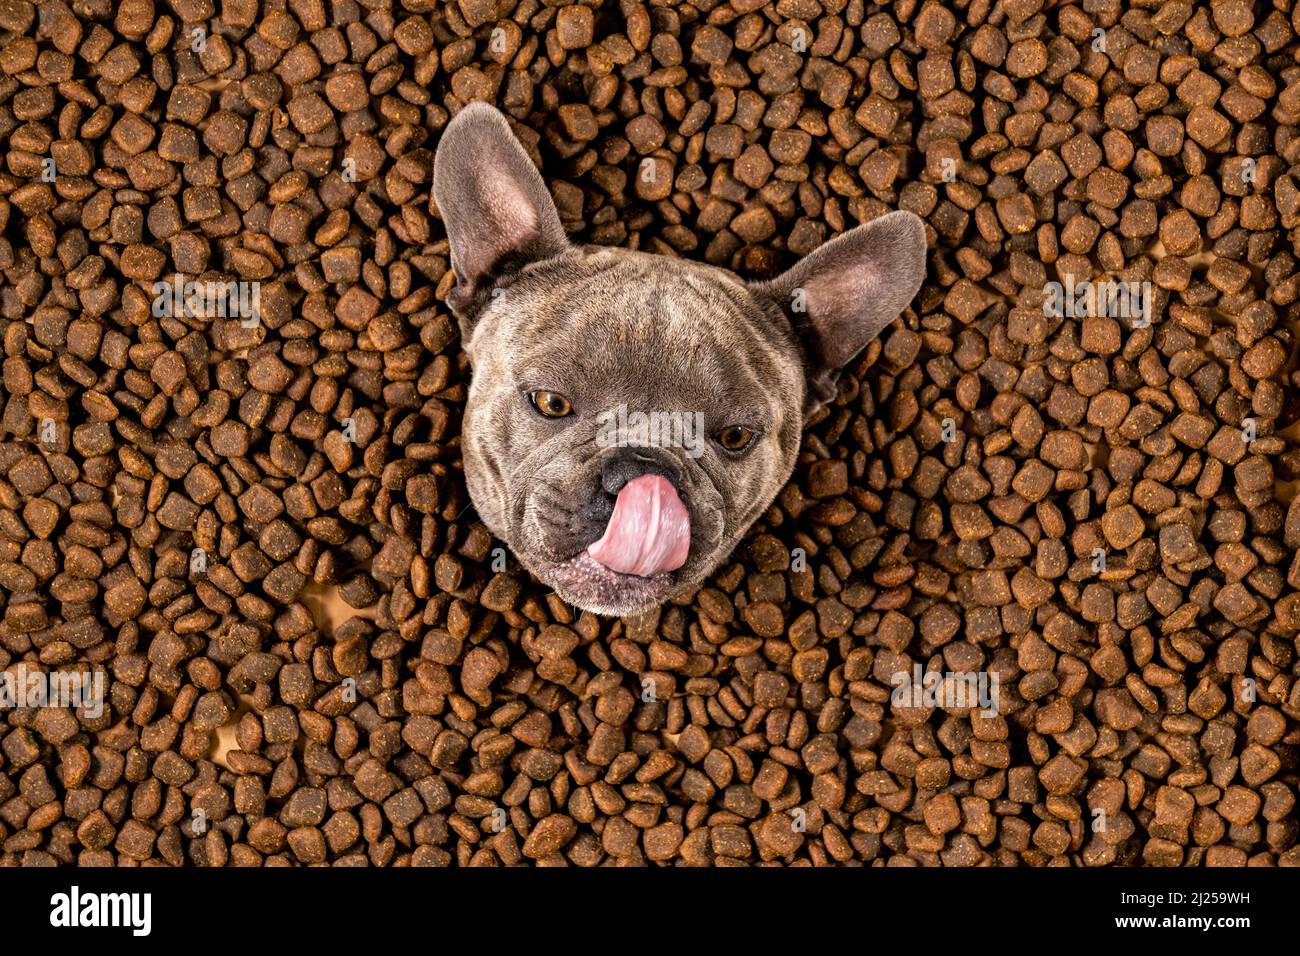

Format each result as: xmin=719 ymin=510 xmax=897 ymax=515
xmin=434 ymin=103 xmax=927 ymax=617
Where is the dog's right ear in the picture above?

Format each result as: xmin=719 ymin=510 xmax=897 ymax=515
xmin=751 ymin=210 xmax=927 ymax=417
xmin=433 ymin=103 xmax=569 ymax=316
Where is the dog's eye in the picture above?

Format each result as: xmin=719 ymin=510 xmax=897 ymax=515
xmin=530 ymin=390 xmax=572 ymax=418
xmin=717 ymin=425 xmax=753 ymax=452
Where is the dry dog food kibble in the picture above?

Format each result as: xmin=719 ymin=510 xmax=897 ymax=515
xmin=1 ymin=0 xmax=1298 ymax=867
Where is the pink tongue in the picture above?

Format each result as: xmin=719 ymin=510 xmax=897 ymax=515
xmin=587 ymin=474 xmax=691 ymax=576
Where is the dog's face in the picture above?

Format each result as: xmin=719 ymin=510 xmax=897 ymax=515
xmin=433 ymin=104 xmax=927 ymax=616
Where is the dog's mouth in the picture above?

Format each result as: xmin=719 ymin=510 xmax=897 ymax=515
xmin=585 ymin=474 xmax=691 ymax=576
xmin=538 ymin=474 xmax=695 ymax=615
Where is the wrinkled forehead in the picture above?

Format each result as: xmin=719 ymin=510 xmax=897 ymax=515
xmin=481 ymin=251 xmax=796 ymax=414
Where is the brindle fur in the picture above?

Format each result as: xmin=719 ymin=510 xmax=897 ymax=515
xmin=434 ymin=103 xmax=927 ymax=616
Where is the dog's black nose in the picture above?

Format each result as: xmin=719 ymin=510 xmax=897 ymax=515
xmin=599 ymin=447 xmax=683 ymax=497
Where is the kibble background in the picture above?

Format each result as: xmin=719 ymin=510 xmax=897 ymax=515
xmin=0 ymin=0 xmax=1297 ymax=867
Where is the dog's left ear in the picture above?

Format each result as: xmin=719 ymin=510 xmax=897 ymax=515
xmin=433 ymin=103 xmax=569 ymax=316
xmin=753 ymin=210 xmax=927 ymax=414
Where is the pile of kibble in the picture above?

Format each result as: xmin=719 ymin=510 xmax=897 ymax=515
xmin=1 ymin=0 xmax=1298 ymax=867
